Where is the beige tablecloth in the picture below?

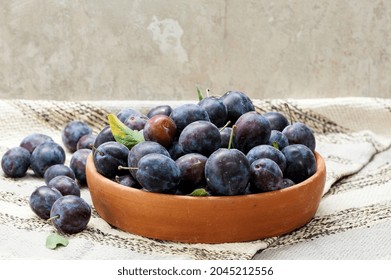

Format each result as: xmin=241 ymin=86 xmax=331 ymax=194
xmin=0 ymin=97 xmax=390 ymax=260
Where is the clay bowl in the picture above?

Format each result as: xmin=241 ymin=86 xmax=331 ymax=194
xmin=86 ymin=152 xmax=326 ymax=244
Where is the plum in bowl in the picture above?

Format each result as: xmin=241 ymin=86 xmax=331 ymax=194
xmin=86 ymin=152 xmax=326 ymax=244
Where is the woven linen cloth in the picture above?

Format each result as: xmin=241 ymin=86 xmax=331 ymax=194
xmin=0 ymin=97 xmax=390 ymax=260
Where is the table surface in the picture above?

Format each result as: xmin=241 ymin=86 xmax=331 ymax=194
xmin=1 ymin=97 xmax=390 ymax=260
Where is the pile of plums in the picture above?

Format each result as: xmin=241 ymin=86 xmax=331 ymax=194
xmin=1 ymin=121 xmax=96 ymax=234
xmin=1 ymin=90 xmax=318 ymax=237
xmin=92 ymin=90 xmax=317 ymax=196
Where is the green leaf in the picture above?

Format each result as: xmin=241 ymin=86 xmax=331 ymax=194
xmin=189 ymin=188 xmax=209 ymax=196
xmin=46 ymin=233 xmax=69 ymax=250
xmin=272 ymin=141 xmax=280 ymax=150
xmin=196 ymin=86 xmax=204 ymax=101
xmin=108 ymin=114 xmax=145 ymax=149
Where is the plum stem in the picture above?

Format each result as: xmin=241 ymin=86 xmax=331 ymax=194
xmin=219 ymin=120 xmax=231 ymax=132
xmin=47 ymin=215 xmax=59 ymax=222
xmin=118 ymin=166 xmax=138 ymax=170
xmin=228 ymin=125 xmax=236 ymax=150
xmin=90 ymin=144 xmax=104 ymax=156
xmin=206 ymin=88 xmax=211 ymax=97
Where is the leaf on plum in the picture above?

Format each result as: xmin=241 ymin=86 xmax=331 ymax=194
xmin=108 ymin=114 xmax=145 ymax=149
xmin=272 ymin=141 xmax=280 ymax=150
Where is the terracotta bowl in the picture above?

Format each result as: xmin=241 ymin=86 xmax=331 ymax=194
xmin=86 ymin=152 xmax=326 ymax=244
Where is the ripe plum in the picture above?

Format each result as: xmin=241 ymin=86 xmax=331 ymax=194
xmin=93 ymin=141 xmax=128 ymax=179
xmin=147 ymin=105 xmax=172 ymax=118
xmin=31 ymin=142 xmax=66 ymax=177
xmin=115 ymin=174 xmax=142 ymax=189
xmin=246 ymin=144 xmax=286 ymax=172
xmin=167 ymin=141 xmax=185 ymax=160
xmin=176 ymin=153 xmax=207 ymax=194
xmin=136 ymin=153 xmax=180 ymax=194
xmin=205 ymin=148 xmax=250 ymax=196
xmin=76 ymin=134 xmax=96 ymax=150
xmin=20 ymin=133 xmax=54 ymax=154
xmin=282 ymin=144 xmax=317 ymax=184
xmin=70 ymin=149 xmax=92 ymax=184
xmin=29 ymin=185 xmax=62 ymax=219
xmin=48 ymin=175 xmax=80 ymax=197
xmin=123 ymin=115 xmax=149 ymax=131
xmin=263 ymin=111 xmax=289 ymax=131
xmin=178 ymin=121 xmax=221 ymax=156
xmin=44 ymin=164 xmax=75 ymax=185
xmin=50 ymin=195 xmax=91 ymax=234
xmin=220 ymin=91 xmax=255 ymax=124
xmin=282 ymin=122 xmax=316 ymax=152
xmin=94 ymin=125 xmax=115 ymax=148
xmin=234 ymin=111 xmax=271 ymax=154
xmin=198 ymin=96 xmax=228 ymax=127
xmin=1 ymin=147 xmax=31 ymax=178
xmin=61 ymin=121 xmax=92 ymax=153
xmin=169 ymin=104 xmax=210 ymax=134
xmin=127 ymin=141 xmax=170 ymax=178
xmin=249 ymin=158 xmax=284 ymax=193
xmin=143 ymin=115 xmax=177 ymax=148
xmin=117 ymin=108 xmax=145 ymax=123
xmin=268 ymin=130 xmax=289 ymax=150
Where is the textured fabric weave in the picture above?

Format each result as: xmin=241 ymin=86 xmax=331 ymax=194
xmin=0 ymin=98 xmax=390 ymax=260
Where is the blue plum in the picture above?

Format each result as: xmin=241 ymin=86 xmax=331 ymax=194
xmin=234 ymin=111 xmax=271 ymax=154
xmin=147 ymin=105 xmax=173 ymax=118
xmin=44 ymin=164 xmax=76 ymax=185
xmin=268 ymin=130 xmax=289 ymax=150
xmin=93 ymin=141 xmax=128 ymax=179
xmin=117 ymin=108 xmax=145 ymax=123
xmin=176 ymin=153 xmax=207 ymax=194
xmin=127 ymin=141 xmax=170 ymax=178
xmin=70 ymin=148 xmax=92 ymax=184
xmin=198 ymin=96 xmax=228 ymax=127
xmin=169 ymin=103 xmax=210 ymax=134
xmin=281 ymin=144 xmax=317 ymax=184
xmin=115 ymin=174 xmax=142 ymax=189
xmin=219 ymin=127 xmax=235 ymax=148
xmin=76 ymin=134 xmax=96 ymax=150
xmin=29 ymin=185 xmax=63 ymax=219
xmin=220 ymin=91 xmax=255 ymax=124
xmin=50 ymin=195 xmax=91 ymax=234
xmin=205 ymin=148 xmax=250 ymax=196
xmin=136 ymin=153 xmax=180 ymax=194
xmin=123 ymin=115 xmax=149 ymax=131
xmin=61 ymin=121 xmax=92 ymax=153
xmin=30 ymin=142 xmax=66 ymax=177
xmin=282 ymin=122 xmax=316 ymax=152
xmin=178 ymin=121 xmax=221 ymax=156
xmin=249 ymin=158 xmax=284 ymax=193
xmin=20 ymin=133 xmax=54 ymax=154
xmin=48 ymin=175 xmax=80 ymax=197
xmin=263 ymin=111 xmax=289 ymax=131
xmin=1 ymin=147 xmax=31 ymax=178
xmin=246 ymin=144 xmax=286 ymax=172
xmin=281 ymin=178 xmax=295 ymax=189
xmin=94 ymin=125 xmax=115 ymax=148
xmin=167 ymin=141 xmax=185 ymax=160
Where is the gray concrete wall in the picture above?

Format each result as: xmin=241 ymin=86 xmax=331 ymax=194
xmin=0 ymin=0 xmax=390 ymax=101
